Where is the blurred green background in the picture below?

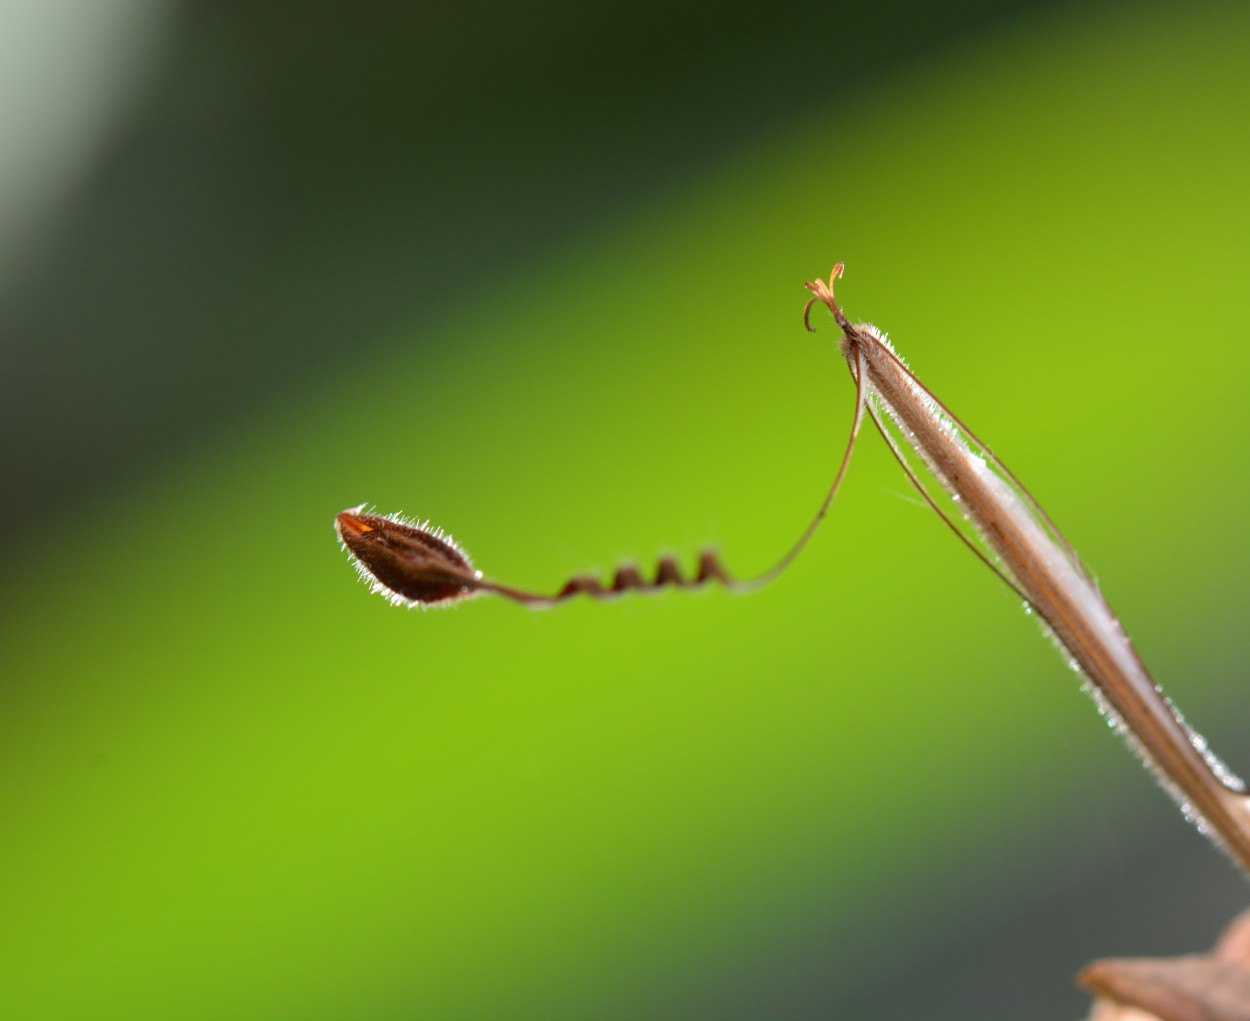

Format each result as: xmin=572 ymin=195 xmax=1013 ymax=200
xmin=3 ymin=1 xmax=1250 ymax=1017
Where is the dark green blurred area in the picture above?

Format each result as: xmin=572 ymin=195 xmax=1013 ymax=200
xmin=3 ymin=1 xmax=1250 ymax=1018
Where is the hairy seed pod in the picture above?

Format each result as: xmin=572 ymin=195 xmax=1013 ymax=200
xmin=335 ymin=509 xmax=484 ymax=607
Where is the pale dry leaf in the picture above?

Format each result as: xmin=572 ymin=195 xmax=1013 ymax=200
xmin=1079 ymin=909 xmax=1250 ymax=1021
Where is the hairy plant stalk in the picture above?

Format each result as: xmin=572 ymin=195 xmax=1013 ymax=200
xmin=804 ymin=264 xmax=1250 ymax=873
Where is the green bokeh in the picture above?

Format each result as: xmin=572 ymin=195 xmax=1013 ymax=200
xmin=3 ymin=3 xmax=1250 ymax=1017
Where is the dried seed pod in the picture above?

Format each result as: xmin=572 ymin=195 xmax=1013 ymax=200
xmin=335 ymin=508 xmax=484 ymax=607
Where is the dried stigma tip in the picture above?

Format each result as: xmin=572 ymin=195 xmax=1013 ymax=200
xmin=802 ymin=262 xmax=851 ymax=334
xmin=335 ymin=509 xmax=483 ymax=607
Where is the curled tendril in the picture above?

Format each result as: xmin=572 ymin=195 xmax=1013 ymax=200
xmin=336 ymin=265 xmax=867 ymax=609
